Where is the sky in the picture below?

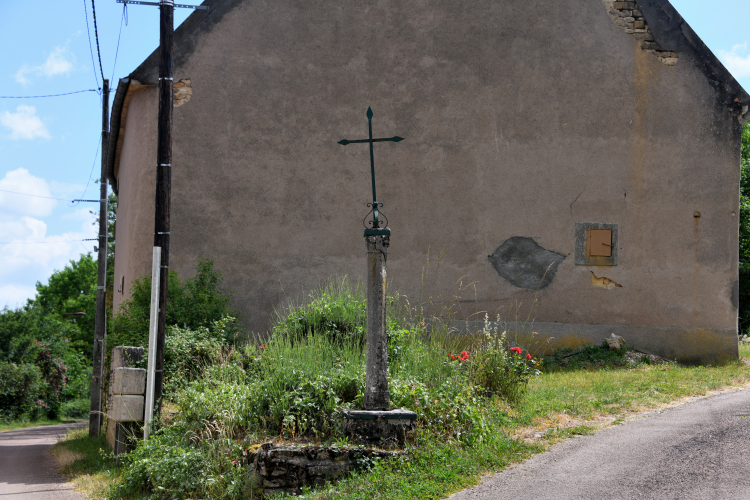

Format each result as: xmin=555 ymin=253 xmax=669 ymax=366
xmin=0 ymin=0 xmax=749 ymax=310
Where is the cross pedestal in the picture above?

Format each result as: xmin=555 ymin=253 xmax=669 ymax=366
xmin=343 ymin=232 xmax=416 ymax=445
xmin=364 ymin=233 xmax=390 ymax=410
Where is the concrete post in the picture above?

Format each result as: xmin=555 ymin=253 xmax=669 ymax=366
xmin=364 ymin=234 xmax=390 ymax=411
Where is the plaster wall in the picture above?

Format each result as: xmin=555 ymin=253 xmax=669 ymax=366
xmin=112 ymin=87 xmax=158 ymax=314
xmin=116 ymin=0 xmax=741 ymax=363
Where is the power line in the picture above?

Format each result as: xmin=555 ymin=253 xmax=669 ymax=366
xmin=0 ymin=238 xmax=98 ymax=245
xmin=0 ymin=189 xmax=73 ymax=202
xmin=72 ymin=134 xmax=103 ymax=206
xmin=91 ymin=0 xmax=106 ymax=83
xmin=82 ymin=0 xmax=101 ymax=90
xmin=0 ymin=89 xmax=98 ymax=99
xmin=111 ymin=3 xmax=128 ymax=83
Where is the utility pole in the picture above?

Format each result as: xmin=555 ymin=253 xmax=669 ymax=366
xmin=90 ymin=79 xmax=110 ymax=438
xmin=115 ymin=0 xmax=208 ymax=424
xmin=152 ymin=0 xmax=174 ymax=418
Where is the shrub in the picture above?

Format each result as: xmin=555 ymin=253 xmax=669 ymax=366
xmin=466 ymin=316 xmax=540 ymax=404
xmin=60 ymin=398 xmax=91 ymax=419
xmin=274 ymin=278 xmax=366 ymax=346
xmin=0 ymin=362 xmax=43 ymax=421
xmin=108 ymin=258 xmax=237 ymax=356
xmin=163 ymin=317 xmax=233 ymax=395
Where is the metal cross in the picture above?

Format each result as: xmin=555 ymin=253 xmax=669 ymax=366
xmin=338 ymin=107 xmax=403 ymax=236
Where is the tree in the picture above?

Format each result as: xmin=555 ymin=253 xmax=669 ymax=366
xmin=34 ymin=255 xmax=97 ymax=356
xmin=739 ymin=122 xmax=750 ymax=334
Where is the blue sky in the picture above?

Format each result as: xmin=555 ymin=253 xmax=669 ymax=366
xmin=0 ymin=0 xmax=749 ymax=309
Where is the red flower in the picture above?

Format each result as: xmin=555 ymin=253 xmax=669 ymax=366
xmin=510 ymin=347 xmax=522 ymax=354
xmin=526 ymin=354 xmax=532 ymax=360
xmin=259 ymin=344 xmax=266 ymax=349
xmin=461 ymin=351 xmax=469 ymax=360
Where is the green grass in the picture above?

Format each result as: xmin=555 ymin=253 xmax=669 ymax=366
xmin=50 ymin=428 xmax=119 ymax=500
xmin=51 ymin=287 xmax=750 ymax=500
xmin=0 ymin=418 xmax=74 ymax=433
xmin=54 ymin=350 xmax=749 ymax=500
xmin=306 ymin=351 xmax=750 ymax=500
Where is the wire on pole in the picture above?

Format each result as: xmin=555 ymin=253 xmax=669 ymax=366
xmin=91 ymin=0 xmax=106 ymax=83
xmin=82 ymin=0 xmax=101 ymax=90
xmin=0 ymin=89 xmax=99 ymax=99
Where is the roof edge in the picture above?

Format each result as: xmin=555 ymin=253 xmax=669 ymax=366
xmin=641 ymin=0 xmax=749 ymax=113
xmin=130 ymin=0 xmax=245 ymax=84
xmin=107 ymin=77 xmax=131 ymax=194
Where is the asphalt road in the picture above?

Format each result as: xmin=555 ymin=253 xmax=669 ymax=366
xmin=0 ymin=423 xmax=85 ymax=500
xmin=448 ymin=388 xmax=750 ymax=500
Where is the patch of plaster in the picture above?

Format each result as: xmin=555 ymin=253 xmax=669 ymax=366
xmin=174 ymin=79 xmax=192 ymax=107
xmin=590 ymin=271 xmax=623 ymax=289
xmin=488 ymin=237 xmax=565 ymax=290
xmin=601 ymin=0 xmax=678 ymax=66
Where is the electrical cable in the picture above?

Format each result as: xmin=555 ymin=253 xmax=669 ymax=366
xmin=71 ymin=134 xmax=103 ymax=206
xmin=0 ymin=238 xmax=99 ymax=245
xmin=0 ymin=189 xmax=74 ymax=202
xmin=91 ymin=0 xmax=106 ymax=83
xmin=110 ymin=3 xmax=127 ymax=84
xmin=82 ymin=0 xmax=101 ymax=90
xmin=0 ymin=89 xmax=98 ymax=99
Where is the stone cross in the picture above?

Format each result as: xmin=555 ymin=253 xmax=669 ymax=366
xmin=338 ymin=107 xmax=403 ymax=411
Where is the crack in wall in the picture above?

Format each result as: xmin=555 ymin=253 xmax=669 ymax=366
xmin=602 ymin=0 xmax=678 ymax=66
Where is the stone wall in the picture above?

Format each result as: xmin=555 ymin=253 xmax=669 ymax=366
xmin=252 ymin=443 xmax=402 ymax=496
xmin=602 ymin=0 xmax=679 ymax=65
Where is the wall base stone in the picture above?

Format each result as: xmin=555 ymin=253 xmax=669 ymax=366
xmin=252 ymin=443 xmax=403 ymax=496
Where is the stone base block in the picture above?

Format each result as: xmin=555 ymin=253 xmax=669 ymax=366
xmin=108 ymin=394 xmax=144 ymax=422
xmin=106 ymin=421 xmax=142 ymax=457
xmin=253 ymin=443 xmax=401 ymax=496
xmin=112 ymin=367 xmax=146 ymax=395
xmin=343 ymin=408 xmax=417 ymax=445
xmin=111 ymin=346 xmax=144 ymax=369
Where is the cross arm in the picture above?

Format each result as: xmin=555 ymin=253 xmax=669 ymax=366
xmin=116 ymin=0 xmax=209 ymax=9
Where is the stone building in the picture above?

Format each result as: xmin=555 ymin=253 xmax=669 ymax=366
xmin=107 ymin=0 xmax=749 ymax=363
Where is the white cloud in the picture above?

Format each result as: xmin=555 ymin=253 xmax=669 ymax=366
xmin=0 ymin=216 xmax=95 ymax=292
xmin=0 ymin=168 xmax=57 ymax=216
xmin=0 ymin=284 xmax=38 ymax=310
xmin=15 ymin=46 xmax=75 ymax=85
xmin=1 ymin=105 xmax=50 ymax=140
xmin=0 ymin=168 xmax=96 ymax=312
xmin=718 ymin=42 xmax=750 ymax=79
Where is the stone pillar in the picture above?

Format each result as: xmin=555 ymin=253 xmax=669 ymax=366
xmin=105 ymin=347 xmax=146 ymax=456
xmin=364 ymin=234 xmax=390 ymax=411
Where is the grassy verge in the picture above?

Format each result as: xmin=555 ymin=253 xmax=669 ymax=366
xmin=0 ymin=418 xmax=74 ymax=433
xmin=308 ymin=351 xmax=750 ymax=500
xmin=52 ymin=344 xmax=750 ymax=500
xmin=51 ymin=428 xmax=118 ymax=499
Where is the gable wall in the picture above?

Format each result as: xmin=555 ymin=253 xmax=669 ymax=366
xmin=116 ymin=0 xmax=741 ymax=363
xmin=112 ymin=87 xmax=158 ymax=314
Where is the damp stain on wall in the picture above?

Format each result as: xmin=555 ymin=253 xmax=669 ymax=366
xmin=488 ymin=237 xmax=565 ymax=290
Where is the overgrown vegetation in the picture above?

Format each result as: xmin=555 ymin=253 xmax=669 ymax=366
xmin=107 ymin=258 xmax=237 ymax=360
xmin=95 ymin=276 xmax=538 ymax=499
xmin=55 ymin=333 xmax=750 ymax=500
xmin=0 ymin=192 xmax=116 ymax=425
xmin=739 ymin=121 xmax=750 ymax=333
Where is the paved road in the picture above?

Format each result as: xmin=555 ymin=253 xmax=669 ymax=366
xmin=0 ymin=423 xmax=85 ymax=500
xmin=448 ymin=389 xmax=750 ymax=500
